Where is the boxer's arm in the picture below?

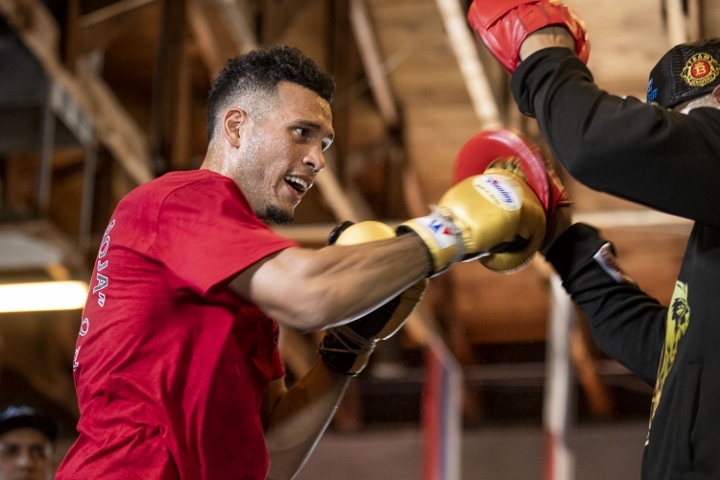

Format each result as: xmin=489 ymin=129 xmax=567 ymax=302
xmin=262 ymin=363 xmax=350 ymax=480
xmin=229 ymin=233 xmax=430 ymax=332
xmin=232 ymin=168 xmax=546 ymax=332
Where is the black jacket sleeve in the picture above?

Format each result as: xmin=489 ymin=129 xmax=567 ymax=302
xmin=510 ymin=48 xmax=720 ymax=228
xmin=546 ymin=223 xmax=666 ymax=385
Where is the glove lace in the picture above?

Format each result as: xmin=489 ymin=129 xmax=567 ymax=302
xmin=319 ymin=326 xmax=376 ymax=356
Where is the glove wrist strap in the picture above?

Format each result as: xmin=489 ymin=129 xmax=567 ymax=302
xmin=397 ymin=208 xmax=465 ymax=276
xmin=319 ymin=327 xmax=377 ymax=376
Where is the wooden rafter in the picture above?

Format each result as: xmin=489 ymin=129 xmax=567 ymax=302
xmin=149 ymin=0 xmax=190 ymax=173
xmin=75 ymin=0 xmax=157 ymax=56
xmin=187 ymin=0 xmax=238 ymax=78
xmin=434 ymin=0 xmax=500 ymax=128
xmin=211 ymin=0 xmax=258 ymax=53
xmin=78 ymin=0 xmax=156 ymax=28
xmin=349 ymin=0 xmax=400 ymax=128
xmin=666 ymin=0 xmax=689 ymax=45
xmin=0 ymin=0 xmax=154 ymax=185
xmin=260 ymin=0 xmax=309 ymax=44
xmin=686 ymin=0 xmax=701 ymax=41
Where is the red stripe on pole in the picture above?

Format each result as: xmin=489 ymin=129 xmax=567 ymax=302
xmin=423 ymin=346 xmax=442 ymax=480
xmin=542 ymin=430 xmax=557 ymax=480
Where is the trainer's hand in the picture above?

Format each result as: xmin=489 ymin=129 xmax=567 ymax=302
xmin=319 ymin=221 xmax=428 ymax=376
xmin=398 ymin=170 xmax=546 ymax=275
xmin=466 ymin=0 xmax=590 ymax=72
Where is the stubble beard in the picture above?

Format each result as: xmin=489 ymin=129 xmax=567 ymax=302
xmin=236 ymin=137 xmax=295 ymax=225
xmin=259 ymin=205 xmax=294 ymax=225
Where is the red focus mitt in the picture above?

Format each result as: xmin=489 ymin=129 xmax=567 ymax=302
xmin=452 ymin=127 xmax=572 ymax=242
xmin=467 ymin=0 xmax=590 ymax=73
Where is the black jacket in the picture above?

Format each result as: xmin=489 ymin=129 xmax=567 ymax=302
xmin=512 ymin=47 xmax=720 ymax=479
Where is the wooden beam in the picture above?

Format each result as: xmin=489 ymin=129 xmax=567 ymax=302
xmin=574 ymin=208 xmax=693 ymax=230
xmin=149 ymin=0 xmax=190 ymax=174
xmin=0 ymin=0 xmax=61 ymax=57
xmin=434 ymin=0 xmax=501 ymax=129
xmin=328 ymin=0 xmax=354 ymax=182
xmin=313 ymin=167 xmax=366 ymax=224
xmin=271 ymin=207 xmax=693 ymax=245
xmin=75 ymin=0 xmax=157 ymax=55
xmin=78 ymin=0 xmax=156 ymax=28
xmin=349 ymin=0 xmax=400 ymax=128
xmin=666 ymin=0 xmax=689 ymax=45
xmin=686 ymin=0 xmax=701 ymax=41
xmin=0 ymin=0 xmax=154 ymax=185
xmin=74 ymin=63 xmax=154 ymax=184
xmin=64 ymin=0 xmax=81 ymax=67
xmin=211 ymin=0 xmax=258 ymax=53
xmin=187 ymin=0 xmax=238 ymax=78
xmin=260 ymin=0 xmax=309 ymax=44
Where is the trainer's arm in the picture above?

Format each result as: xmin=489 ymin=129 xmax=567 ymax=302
xmin=262 ymin=363 xmax=349 ymax=480
xmin=543 ymin=220 xmax=665 ymax=384
xmin=229 ymin=233 xmax=430 ymax=331
xmin=512 ymin=33 xmax=720 ymax=226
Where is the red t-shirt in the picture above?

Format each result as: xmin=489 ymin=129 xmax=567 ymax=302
xmin=56 ymin=170 xmax=298 ymax=480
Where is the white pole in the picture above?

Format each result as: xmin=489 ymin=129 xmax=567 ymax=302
xmin=542 ymin=273 xmax=577 ymax=480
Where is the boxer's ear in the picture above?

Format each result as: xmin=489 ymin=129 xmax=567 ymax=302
xmin=223 ymin=108 xmax=249 ymax=148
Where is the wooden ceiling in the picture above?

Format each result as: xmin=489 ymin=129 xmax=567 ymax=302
xmin=0 ymin=0 xmax=714 ymax=426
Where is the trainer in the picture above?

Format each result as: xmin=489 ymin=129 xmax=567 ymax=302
xmin=467 ymin=1 xmax=720 ymax=479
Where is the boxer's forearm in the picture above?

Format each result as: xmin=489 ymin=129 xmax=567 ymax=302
xmin=230 ymin=233 xmax=430 ymax=332
xmin=263 ymin=362 xmax=350 ymax=480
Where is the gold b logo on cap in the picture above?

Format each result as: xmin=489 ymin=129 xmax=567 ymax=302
xmin=681 ymin=52 xmax=720 ymax=87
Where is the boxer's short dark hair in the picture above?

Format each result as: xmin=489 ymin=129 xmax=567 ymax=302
xmin=647 ymin=38 xmax=720 ymax=108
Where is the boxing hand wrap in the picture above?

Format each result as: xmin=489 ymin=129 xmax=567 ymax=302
xmin=396 ymin=209 xmax=465 ymax=276
xmin=398 ymin=171 xmax=546 ymax=275
xmin=452 ymin=127 xmax=573 ymax=252
xmin=320 ymin=221 xmax=428 ymax=376
xmin=467 ymin=0 xmax=589 ymax=72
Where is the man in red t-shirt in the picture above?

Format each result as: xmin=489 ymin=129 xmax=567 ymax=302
xmin=56 ymin=46 xmax=551 ymax=480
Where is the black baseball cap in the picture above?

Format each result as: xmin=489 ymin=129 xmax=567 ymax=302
xmin=0 ymin=405 xmax=58 ymax=442
xmin=646 ymin=38 xmax=720 ymax=108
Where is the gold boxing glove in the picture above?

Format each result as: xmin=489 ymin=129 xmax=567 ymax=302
xmin=397 ymin=170 xmax=546 ymax=276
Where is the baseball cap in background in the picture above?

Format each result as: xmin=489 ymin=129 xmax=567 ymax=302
xmin=0 ymin=405 xmax=58 ymax=442
xmin=646 ymin=38 xmax=720 ymax=108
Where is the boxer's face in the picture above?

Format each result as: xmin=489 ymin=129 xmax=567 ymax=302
xmin=230 ymin=81 xmax=334 ymax=224
xmin=0 ymin=428 xmax=54 ymax=480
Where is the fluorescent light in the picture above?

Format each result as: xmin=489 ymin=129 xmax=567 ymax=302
xmin=0 ymin=281 xmax=88 ymax=313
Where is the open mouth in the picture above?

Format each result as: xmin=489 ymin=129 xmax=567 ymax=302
xmin=284 ymin=175 xmax=310 ymax=195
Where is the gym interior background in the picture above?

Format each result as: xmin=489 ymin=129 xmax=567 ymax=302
xmin=0 ymin=0 xmax=713 ymax=478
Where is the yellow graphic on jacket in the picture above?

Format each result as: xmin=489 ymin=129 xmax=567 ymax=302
xmin=647 ymin=281 xmax=690 ymax=444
